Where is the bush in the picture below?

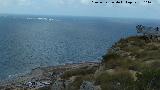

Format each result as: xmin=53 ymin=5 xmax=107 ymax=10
xmin=147 ymin=45 xmax=159 ymax=50
xmin=95 ymin=70 xmax=135 ymax=90
xmin=69 ymin=74 xmax=94 ymax=90
xmin=136 ymin=69 xmax=160 ymax=90
xmin=149 ymin=61 xmax=160 ymax=69
xmin=62 ymin=66 xmax=97 ymax=79
xmin=102 ymin=53 xmax=120 ymax=62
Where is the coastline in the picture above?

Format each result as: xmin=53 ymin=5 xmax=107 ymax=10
xmin=0 ymin=61 xmax=100 ymax=89
xmin=2 ymin=35 xmax=160 ymax=90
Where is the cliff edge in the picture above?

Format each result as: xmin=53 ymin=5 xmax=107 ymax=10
xmin=2 ymin=36 xmax=160 ymax=90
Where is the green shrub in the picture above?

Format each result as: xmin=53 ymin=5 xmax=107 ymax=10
xmin=69 ymin=74 xmax=94 ymax=90
xmin=136 ymin=69 xmax=160 ymax=90
xmin=149 ymin=61 xmax=160 ymax=69
xmin=102 ymin=53 xmax=120 ymax=61
xmin=147 ymin=45 xmax=159 ymax=50
xmin=95 ymin=71 xmax=135 ymax=90
xmin=62 ymin=66 xmax=97 ymax=79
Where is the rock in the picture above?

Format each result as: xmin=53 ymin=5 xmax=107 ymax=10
xmin=51 ymin=80 xmax=71 ymax=90
xmin=80 ymin=81 xmax=101 ymax=90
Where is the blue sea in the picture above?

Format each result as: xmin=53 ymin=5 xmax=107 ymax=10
xmin=0 ymin=15 xmax=160 ymax=81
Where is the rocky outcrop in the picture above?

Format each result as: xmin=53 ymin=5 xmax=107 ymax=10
xmin=51 ymin=79 xmax=73 ymax=90
xmin=80 ymin=81 xmax=101 ymax=90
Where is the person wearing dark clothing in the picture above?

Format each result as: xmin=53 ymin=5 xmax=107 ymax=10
xmin=156 ymin=27 xmax=159 ymax=31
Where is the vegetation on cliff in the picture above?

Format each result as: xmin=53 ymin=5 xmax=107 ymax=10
xmin=2 ymin=35 xmax=160 ymax=90
xmin=58 ymin=36 xmax=160 ymax=90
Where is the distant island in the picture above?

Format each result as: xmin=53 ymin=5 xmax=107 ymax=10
xmin=1 ymin=25 xmax=160 ymax=90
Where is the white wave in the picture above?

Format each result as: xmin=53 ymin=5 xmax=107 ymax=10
xmin=48 ymin=18 xmax=54 ymax=21
xmin=26 ymin=17 xmax=55 ymax=21
xmin=26 ymin=18 xmax=34 ymax=20
xmin=37 ymin=18 xmax=47 ymax=20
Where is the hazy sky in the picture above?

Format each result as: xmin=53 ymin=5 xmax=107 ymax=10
xmin=0 ymin=0 xmax=160 ymax=19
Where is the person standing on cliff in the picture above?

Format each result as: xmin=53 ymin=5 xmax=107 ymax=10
xmin=156 ymin=27 xmax=159 ymax=31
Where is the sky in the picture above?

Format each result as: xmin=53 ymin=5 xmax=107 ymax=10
xmin=0 ymin=0 xmax=160 ymax=19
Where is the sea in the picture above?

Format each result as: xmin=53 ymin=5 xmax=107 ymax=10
xmin=0 ymin=15 xmax=160 ymax=81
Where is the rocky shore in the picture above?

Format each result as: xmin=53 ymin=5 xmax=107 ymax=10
xmin=0 ymin=61 xmax=100 ymax=90
xmin=2 ymin=35 xmax=160 ymax=90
